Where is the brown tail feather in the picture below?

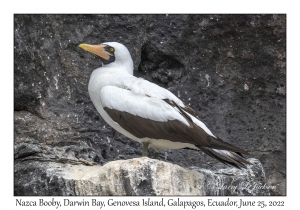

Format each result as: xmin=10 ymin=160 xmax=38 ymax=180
xmin=199 ymin=146 xmax=252 ymax=169
xmin=207 ymin=136 xmax=249 ymax=155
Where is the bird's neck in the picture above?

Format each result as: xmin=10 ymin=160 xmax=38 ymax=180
xmin=103 ymin=60 xmax=133 ymax=75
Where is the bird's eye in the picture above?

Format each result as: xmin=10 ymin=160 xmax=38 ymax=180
xmin=110 ymin=47 xmax=114 ymax=52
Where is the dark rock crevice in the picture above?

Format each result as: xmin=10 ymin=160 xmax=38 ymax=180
xmin=137 ymin=42 xmax=185 ymax=88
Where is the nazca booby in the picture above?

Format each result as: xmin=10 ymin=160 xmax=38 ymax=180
xmin=79 ymin=42 xmax=251 ymax=169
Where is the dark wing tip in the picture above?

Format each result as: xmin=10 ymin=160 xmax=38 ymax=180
xmin=199 ymin=146 xmax=252 ymax=169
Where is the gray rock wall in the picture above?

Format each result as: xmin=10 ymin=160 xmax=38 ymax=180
xmin=14 ymin=14 xmax=286 ymax=195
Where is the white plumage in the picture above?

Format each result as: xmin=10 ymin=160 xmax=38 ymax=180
xmin=79 ymin=41 xmax=251 ymax=168
xmin=100 ymin=86 xmax=190 ymax=126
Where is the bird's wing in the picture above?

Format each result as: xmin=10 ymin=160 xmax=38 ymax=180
xmin=100 ymin=86 xmax=190 ymax=142
xmin=119 ymin=77 xmax=249 ymax=154
xmin=114 ymin=75 xmax=217 ymax=137
xmin=99 ymin=83 xmax=248 ymax=155
xmin=99 ymin=85 xmax=213 ymax=146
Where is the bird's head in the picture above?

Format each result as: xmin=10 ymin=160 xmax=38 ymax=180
xmin=79 ymin=42 xmax=133 ymax=69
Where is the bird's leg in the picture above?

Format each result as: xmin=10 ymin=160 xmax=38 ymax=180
xmin=142 ymin=142 xmax=149 ymax=157
xmin=153 ymin=151 xmax=160 ymax=159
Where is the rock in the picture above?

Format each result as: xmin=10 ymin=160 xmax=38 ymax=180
xmin=14 ymin=157 xmax=269 ymax=196
xmin=14 ymin=14 xmax=286 ymax=195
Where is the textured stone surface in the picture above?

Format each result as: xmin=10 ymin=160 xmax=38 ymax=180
xmin=14 ymin=14 xmax=286 ymax=195
xmin=14 ymin=157 xmax=269 ymax=196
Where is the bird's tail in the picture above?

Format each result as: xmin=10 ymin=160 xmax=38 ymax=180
xmin=198 ymin=146 xmax=252 ymax=169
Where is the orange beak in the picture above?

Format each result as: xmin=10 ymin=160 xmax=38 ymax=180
xmin=79 ymin=43 xmax=111 ymax=60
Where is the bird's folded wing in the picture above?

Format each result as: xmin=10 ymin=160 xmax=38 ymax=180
xmin=115 ymin=74 xmax=199 ymax=116
xmin=100 ymin=84 xmax=248 ymax=154
xmin=115 ymin=75 xmax=216 ymax=136
xmin=99 ymin=86 xmax=212 ymax=146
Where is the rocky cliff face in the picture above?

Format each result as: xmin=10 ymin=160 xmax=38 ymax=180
xmin=15 ymin=157 xmax=269 ymax=196
xmin=14 ymin=14 xmax=286 ymax=195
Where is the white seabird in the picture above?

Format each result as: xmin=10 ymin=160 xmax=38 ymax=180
xmin=79 ymin=42 xmax=251 ymax=169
